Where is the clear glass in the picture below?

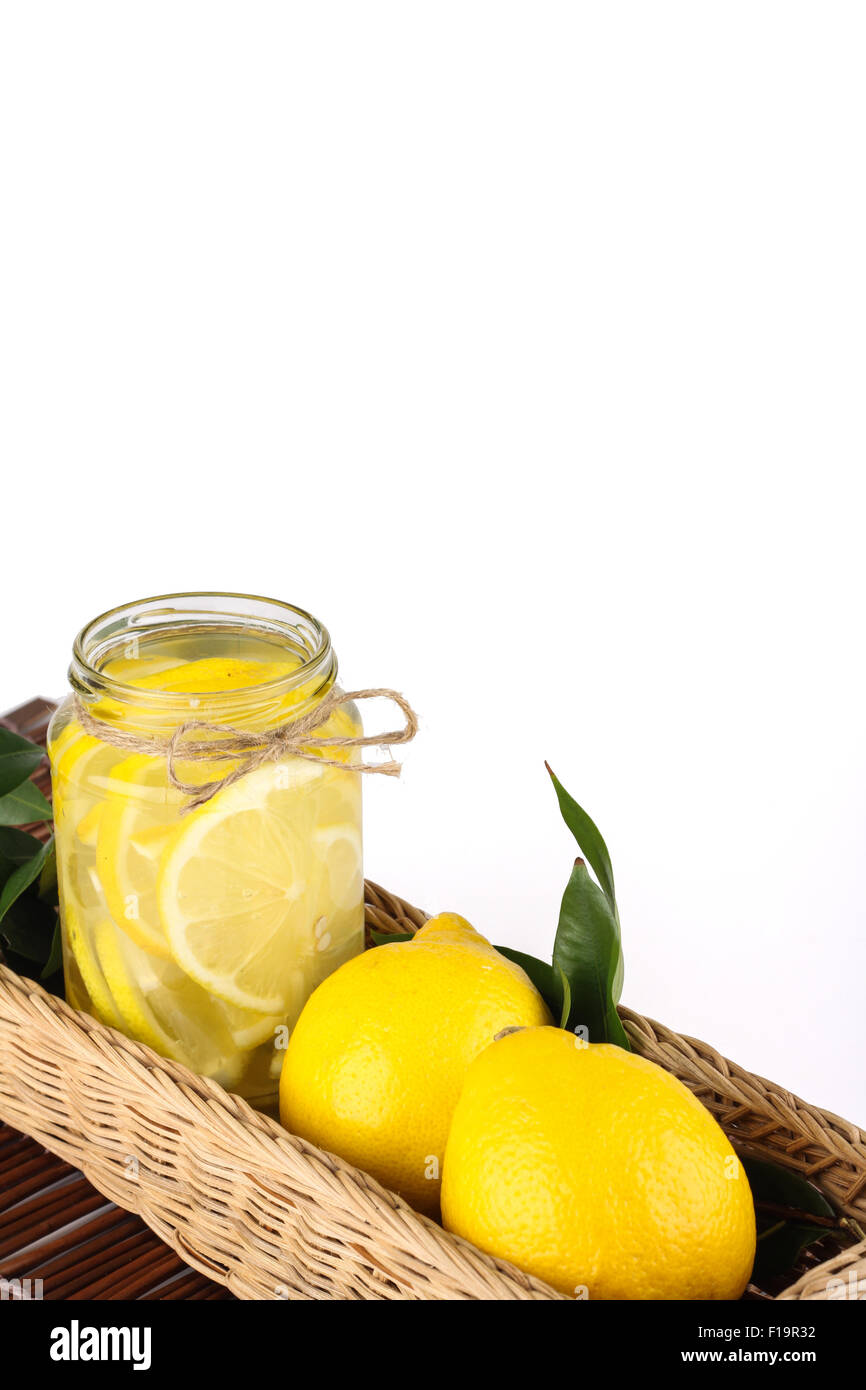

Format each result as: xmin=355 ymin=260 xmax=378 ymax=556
xmin=48 ymin=593 xmax=364 ymax=1112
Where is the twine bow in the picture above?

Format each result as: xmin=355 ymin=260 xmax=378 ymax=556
xmin=72 ymin=688 xmax=418 ymax=813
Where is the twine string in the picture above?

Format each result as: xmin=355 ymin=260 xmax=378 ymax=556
xmin=72 ymin=688 xmax=418 ymax=813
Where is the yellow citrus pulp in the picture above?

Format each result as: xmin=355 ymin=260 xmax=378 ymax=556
xmin=279 ymin=914 xmax=552 ymax=1214
xmin=50 ymin=632 xmax=364 ymax=1106
xmin=440 ymin=1026 xmax=757 ymax=1299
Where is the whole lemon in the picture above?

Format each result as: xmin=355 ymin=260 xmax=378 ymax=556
xmin=279 ymin=914 xmax=551 ymax=1214
xmin=441 ymin=1027 xmax=756 ymax=1299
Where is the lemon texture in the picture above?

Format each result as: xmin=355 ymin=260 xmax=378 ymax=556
xmin=279 ymin=914 xmax=552 ymax=1214
xmin=441 ymin=1026 xmax=756 ymax=1300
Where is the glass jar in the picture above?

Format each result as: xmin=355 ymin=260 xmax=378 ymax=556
xmin=48 ymin=593 xmax=364 ymax=1111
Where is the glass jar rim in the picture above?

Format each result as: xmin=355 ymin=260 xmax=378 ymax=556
xmin=69 ymin=591 xmax=337 ymax=713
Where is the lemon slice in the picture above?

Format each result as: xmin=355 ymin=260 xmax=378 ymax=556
xmin=100 ymin=654 xmax=186 ymax=683
xmin=157 ymin=760 xmax=324 ymax=1012
xmin=64 ymin=903 xmax=124 ymax=1030
xmin=221 ymin=1004 xmax=287 ymax=1049
xmin=95 ymin=754 xmax=181 ymax=961
xmin=75 ymin=803 xmax=103 ymax=847
xmin=50 ymin=722 xmax=103 ymax=819
xmin=110 ymin=656 xmax=301 ymax=694
xmin=91 ymin=917 xmax=174 ymax=1052
xmin=312 ymin=823 xmax=363 ymax=912
xmin=51 ymin=725 xmax=124 ymax=875
xmin=92 ymin=656 xmax=305 ymax=731
xmin=91 ymin=918 xmax=243 ymax=1086
xmin=49 ymin=718 xmax=93 ymax=774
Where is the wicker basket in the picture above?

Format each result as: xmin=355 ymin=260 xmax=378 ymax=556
xmin=1 ymin=703 xmax=864 ymax=1300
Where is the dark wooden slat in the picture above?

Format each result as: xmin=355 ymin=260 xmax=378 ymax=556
xmin=1 ymin=1154 xmax=70 ymax=1207
xmin=0 ymin=1130 xmax=39 ymax=1166
xmin=28 ymin=1228 xmax=158 ymax=1291
xmin=141 ymin=1269 xmax=226 ymax=1300
xmin=80 ymin=1249 xmax=187 ymax=1302
xmin=0 ymin=1177 xmax=108 ymax=1257
xmin=0 ymin=1207 xmax=138 ymax=1277
xmin=5 ymin=1212 xmax=143 ymax=1282
xmin=0 ymin=696 xmax=55 ymax=743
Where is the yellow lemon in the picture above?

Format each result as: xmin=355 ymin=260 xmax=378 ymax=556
xmin=279 ymin=914 xmax=552 ymax=1214
xmin=441 ymin=1026 xmax=756 ymax=1299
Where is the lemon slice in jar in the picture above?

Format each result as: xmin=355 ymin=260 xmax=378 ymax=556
xmin=74 ymin=802 xmax=103 ymax=848
xmin=221 ymin=1004 xmax=288 ymax=1049
xmin=49 ymin=718 xmax=95 ymax=777
xmin=311 ymin=823 xmax=363 ymax=912
xmin=91 ymin=917 xmax=182 ymax=1055
xmin=64 ymin=903 xmax=124 ymax=1031
xmin=126 ymin=657 xmax=300 ymax=693
xmin=91 ymin=918 xmax=244 ymax=1087
xmin=50 ymin=722 xmax=103 ymax=825
xmin=95 ymin=754 xmax=182 ymax=961
xmin=94 ymin=656 xmax=303 ymax=730
xmin=157 ymin=760 xmax=325 ymax=1012
xmin=52 ymin=723 xmax=141 ymax=865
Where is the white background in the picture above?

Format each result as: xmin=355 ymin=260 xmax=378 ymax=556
xmin=1 ymin=4 xmax=863 ymax=1121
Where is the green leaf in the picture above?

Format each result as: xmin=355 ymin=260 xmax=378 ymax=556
xmin=0 ymin=826 xmax=45 ymax=864
xmin=0 ymin=835 xmax=55 ymax=925
xmin=0 ymin=828 xmax=45 ymax=894
xmin=0 ymin=728 xmax=45 ymax=799
xmin=546 ymin=765 xmax=624 ymax=1001
xmin=369 ymin=929 xmax=414 ymax=946
xmin=546 ymin=764 xmax=617 ymax=912
xmin=494 ymin=945 xmax=564 ymax=1020
xmin=553 ymin=857 xmax=630 ymax=1049
xmin=741 ymin=1156 xmax=837 ymax=1281
xmin=742 ymin=1156 xmax=836 ymax=1219
xmin=0 ymin=778 xmax=53 ymax=825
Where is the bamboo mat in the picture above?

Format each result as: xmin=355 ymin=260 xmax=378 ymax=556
xmin=0 ymin=697 xmax=234 ymax=1301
